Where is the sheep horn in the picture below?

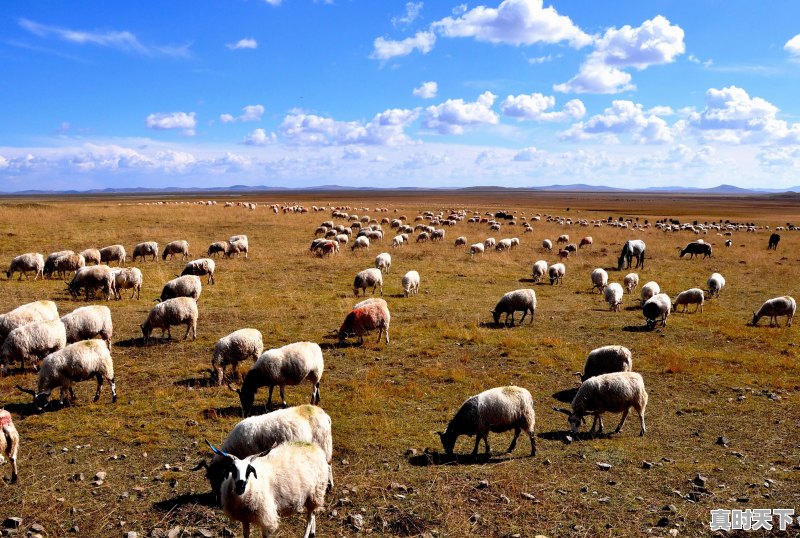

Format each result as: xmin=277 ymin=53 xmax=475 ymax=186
xmin=16 ymin=385 xmax=36 ymax=396
xmin=552 ymin=406 xmax=571 ymax=415
xmin=205 ymin=440 xmax=231 ymax=459
xmin=191 ymin=459 xmax=209 ymax=471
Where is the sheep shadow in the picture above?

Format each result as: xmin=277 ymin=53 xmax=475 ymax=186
xmin=478 ymin=321 xmax=530 ymax=329
xmin=623 ymin=325 xmax=655 ymax=333
xmin=388 ymin=293 xmax=406 ymax=299
xmin=517 ymin=278 xmax=537 ymax=283
xmin=552 ymin=387 xmax=579 ymax=403
xmin=2 ymin=399 xmax=68 ymax=418
xmin=407 ymin=452 xmax=512 ymax=467
xmin=624 ymin=305 xmax=641 ymax=311
xmin=538 ymin=430 xmax=611 ymax=442
xmin=174 ymin=376 xmax=215 ymax=389
xmin=153 ymin=491 xmax=216 ymax=512
xmin=202 ymin=406 xmax=244 ymax=419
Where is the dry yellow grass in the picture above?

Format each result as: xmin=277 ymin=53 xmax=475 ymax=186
xmin=0 ymin=192 xmax=799 ymax=537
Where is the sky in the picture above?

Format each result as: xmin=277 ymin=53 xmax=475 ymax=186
xmin=1 ymin=0 xmax=800 ymax=192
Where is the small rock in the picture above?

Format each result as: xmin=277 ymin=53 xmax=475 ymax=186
xmin=149 ymin=529 xmax=165 ymax=538
xmin=120 ymin=491 xmax=129 ymax=500
xmin=663 ymin=505 xmax=677 ymax=512
xmin=92 ymin=480 xmax=104 ymax=487
xmin=387 ymin=482 xmax=408 ymax=492
xmin=126 ymin=532 xmax=139 ymax=538
xmin=468 ymin=513 xmax=480 ymax=524
xmin=3 ymin=518 xmax=22 ymax=529
xmin=737 ymin=496 xmax=749 ymax=503
xmin=346 ymin=514 xmax=364 ymax=531
xmin=669 ymin=529 xmax=679 ymax=537
xmin=716 ymin=436 xmax=729 ymax=446
xmin=693 ymin=474 xmax=708 ymax=487
xmin=194 ymin=529 xmax=213 ymax=538
xmin=28 ymin=524 xmax=44 ymax=533
xmin=95 ymin=471 xmax=107 ymax=481
xmin=598 ymin=497 xmax=610 ymax=503
xmin=70 ymin=473 xmax=84 ymax=482
xmin=340 ymin=459 xmax=349 ymax=466
xmin=166 ymin=527 xmax=182 ymax=538
xmin=564 ymin=435 xmax=573 ymax=444
xmin=543 ymin=458 xmax=551 ymax=466
xmin=597 ymin=462 xmax=612 ymax=471
xmin=476 ymin=480 xmax=489 ymax=489
xmin=521 ymin=492 xmax=536 ymax=501
xmin=336 ymin=497 xmax=352 ymax=507
xmin=186 ymin=420 xmax=198 ymax=427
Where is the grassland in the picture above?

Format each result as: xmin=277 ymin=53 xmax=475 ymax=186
xmin=0 ymin=191 xmax=799 ymax=537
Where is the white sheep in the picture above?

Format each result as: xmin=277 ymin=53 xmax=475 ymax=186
xmin=99 ymin=244 xmax=126 ymax=267
xmin=160 ymin=275 xmax=202 ymax=302
xmin=624 ymin=273 xmax=639 ymax=294
xmin=495 ymin=238 xmax=513 ymax=252
xmin=132 ymin=241 xmax=159 ymax=262
xmin=752 ymin=296 xmax=796 ymax=327
xmin=43 ymin=250 xmax=75 ymax=278
xmin=338 ymin=301 xmax=390 ymax=345
xmin=0 ymin=301 xmax=59 ymax=344
xmin=548 ymin=263 xmax=565 ymax=285
xmin=542 ymin=239 xmax=553 ymax=251
xmin=162 ymin=240 xmax=190 ymax=261
xmin=6 ymin=253 xmax=44 ymax=280
xmin=557 ymin=234 xmax=570 ymax=244
xmin=212 ymin=328 xmax=264 ymax=385
xmin=208 ymin=241 xmax=228 ymax=257
xmin=67 ymin=265 xmax=115 ymax=301
xmin=16 ymin=339 xmax=116 ymax=412
xmin=182 ymin=258 xmax=216 ymax=284
xmin=80 ymin=248 xmax=101 ymax=266
xmin=351 ymin=235 xmax=370 ymax=251
xmin=673 ymin=288 xmax=705 ymax=313
xmin=402 ymin=270 xmax=420 ymax=297
xmin=454 ymin=236 xmax=467 ymax=247
xmin=375 ymin=252 xmax=392 ymax=274
xmin=60 ymin=305 xmax=113 ymax=348
xmin=438 ymin=386 xmax=536 ymax=458
xmin=483 ymin=237 xmax=496 ymax=249
xmin=141 ymin=297 xmax=198 ymax=343
xmin=531 ymin=260 xmax=548 ymax=282
xmin=469 ymin=243 xmax=485 ymax=257
xmin=590 ymin=268 xmax=608 ymax=293
xmin=391 ymin=235 xmax=404 ymax=248
xmin=353 ymin=268 xmax=383 ymax=296
xmin=604 ymin=283 xmax=624 ymax=312
xmin=491 ymin=289 xmax=536 ymax=326
xmin=640 ymin=281 xmax=660 ymax=304
xmin=1 ymin=319 xmax=67 ymax=373
xmin=0 ymin=409 xmax=19 ymax=483
xmin=225 ymin=237 xmax=249 ymax=258
xmin=643 ymin=293 xmax=671 ymax=328
xmin=707 ymin=272 xmax=725 ymax=298
xmin=234 ymin=342 xmax=324 ymax=414
xmin=47 ymin=253 xmax=85 ymax=279
xmin=111 ymin=267 xmax=143 ymax=299
xmin=579 ymin=345 xmax=632 ymax=382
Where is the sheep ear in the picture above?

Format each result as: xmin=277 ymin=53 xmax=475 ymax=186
xmin=16 ymin=385 xmax=36 ymax=396
xmin=245 ymin=464 xmax=257 ymax=480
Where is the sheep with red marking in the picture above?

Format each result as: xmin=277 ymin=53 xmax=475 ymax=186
xmin=0 ymin=410 xmax=19 ymax=483
xmin=338 ymin=301 xmax=390 ymax=345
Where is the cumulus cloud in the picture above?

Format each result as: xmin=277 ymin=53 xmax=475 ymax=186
xmin=146 ymin=112 xmax=197 ymax=136
xmin=785 ymin=34 xmax=800 ymax=56
xmin=243 ymin=128 xmax=276 ymax=146
xmin=342 ymin=147 xmax=368 ymax=160
xmin=220 ymin=113 xmax=235 ymax=123
xmin=423 ymin=91 xmax=498 ymax=134
xmin=280 ymin=108 xmax=419 ymax=146
xmin=392 ymin=2 xmax=423 ymax=27
xmin=513 ymin=146 xmax=540 ymax=161
xmin=501 ymin=93 xmax=585 ymax=122
xmin=240 ymin=105 xmax=265 ymax=122
xmin=227 ymin=38 xmax=258 ymax=50
xmin=412 ymin=81 xmax=438 ymax=99
xmin=555 ymin=16 xmax=684 ymax=94
xmin=371 ymin=31 xmax=435 ymax=61
xmin=560 ymin=100 xmax=673 ymax=144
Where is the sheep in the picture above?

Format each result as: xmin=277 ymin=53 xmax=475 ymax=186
xmin=212 ymin=328 xmax=264 ymax=385
xmin=454 ymin=236 xmax=467 ymax=247
xmin=132 ymin=241 xmax=159 ymax=262
xmin=554 ymin=372 xmax=647 ymax=437
xmin=590 ymin=268 xmax=608 ymax=293
xmin=1 ymin=319 xmax=67 ymax=373
xmin=643 ymin=293 xmax=671 ymax=328
xmin=491 ymin=289 xmax=536 ymax=326
xmin=768 ymin=233 xmax=780 ymax=250
xmin=469 ymin=243 xmax=485 ymax=257
xmin=80 ymin=248 xmax=101 ymax=265
xmin=15 ymin=339 xmax=116 ymax=412
xmin=111 ymin=267 xmax=143 ymax=299
xmin=673 ymin=288 xmax=705 ymax=313
xmin=495 ymin=238 xmax=513 ymax=252
xmin=233 ymin=342 xmax=324 ymax=414
xmin=162 ymin=240 xmax=190 ymax=261
xmin=604 ymin=283 xmax=624 ymax=312
xmin=160 ymin=275 xmax=202 ymax=302
xmin=752 ymin=296 xmax=796 ymax=327
xmin=0 ymin=409 xmax=19 ymax=483
xmin=542 ymin=239 xmax=553 ymax=251
xmin=99 ymin=244 xmax=126 ymax=266
xmin=0 ymin=300 xmax=59 ymax=344
xmin=353 ymin=297 xmax=387 ymax=310
xmin=548 ymin=263 xmax=565 ymax=285
xmin=679 ymin=241 xmax=712 ymax=259
xmin=375 ymin=252 xmax=392 ymax=274
xmin=196 ymin=405 xmax=333 ymax=502
xmin=707 ymin=273 xmax=725 ymax=298
xmin=483 ymin=237 xmax=496 ymax=249
xmin=558 ymin=249 xmax=570 ymax=261
xmin=225 ymin=237 xmax=249 ymax=258
xmin=416 ymin=231 xmax=430 ymax=243
xmin=338 ymin=301 xmax=390 ymax=345
xmin=557 ymin=234 xmax=569 ymax=244
xmin=207 ymin=241 xmax=228 ymax=257
xmin=141 ymin=297 xmax=198 ymax=343
xmin=510 ymin=237 xmax=520 ymax=249
xmin=6 ymin=253 xmax=44 ymax=280
xmin=402 ymin=270 xmax=420 ymax=297
xmin=579 ymin=345 xmax=633 ymax=382
xmin=640 ymin=281 xmax=660 ymax=304
xmin=579 ymin=236 xmax=593 ymax=248
xmin=182 ymin=258 xmax=216 ymax=284
xmin=351 ymin=235 xmax=370 ymax=251
xmin=724 ymin=239 xmax=732 ymax=247
xmin=67 ymin=265 xmax=115 ymax=301
xmin=336 ymin=234 xmax=349 ymax=247
xmin=624 ymin=273 xmax=639 ymax=294
xmin=206 ymin=441 xmax=330 ymax=538
xmin=46 ymin=252 xmax=85 ymax=279
xmin=438 ymin=386 xmax=536 ymax=458
xmin=391 ymin=235 xmax=404 ymax=248
xmin=353 ymin=268 xmax=383 ymax=297
xmin=43 ymin=250 xmax=74 ymax=278
xmin=60 ymin=305 xmax=113 ymax=348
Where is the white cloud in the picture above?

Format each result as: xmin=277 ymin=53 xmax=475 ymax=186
xmin=243 ymin=128 xmax=276 ymax=146
xmin=432 ymin=0 xmax=591 ymax=48
xmin=412 ymin=81 xmax=438 ymax=99
xmin=280 ymin=108 xmax=418 ymax=146
xmin=220 ymin=113 xmax=235 ymax=124
xmin=560 ymin=100 xmax=673 ymax=144
xmin=501 ymin=93 xmax=585 ymax=122
xmin=555 ymin=16 xmax=684 ymax=94
xmin=785 ymin=34 xmax=800 ymax=56
xmin=240 ymin=105 xmax=265 ymax=122
xmin=527 ymin=54 xmax=553 ymax=64
xmin=146 ymin=112 xmax=197 ymax=136
xmin=227 ymin=38 xmax=258 ymax=50
xmin=513 ymin=146 xmax=540 ymax=161
xmin=423 ymin=91 xmax=498 ymax=134
xmin=647 ymin=106 xmax=675 ymax=116
xmin=371 ymin=31 xmax=435 ymax=61
xmin=342 ymin=147 xmax=368 ymax=160
xmin=759 ymin=146 xmax=800 ymax=169
xmin=263 ymin=0 xmax=282 ymax=5
xmin=392 ymin=2 xmax=423 ymax=27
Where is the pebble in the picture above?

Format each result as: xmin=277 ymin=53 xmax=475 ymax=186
xmin=126 ymin=532 xmax=139 ymax=538
xmin=597 ymin=462 xmax=612 ymax=471
xmin=167 ymin=527 xmax=182 ymax=538
xmin=521 ymin=492 xmax=536 ymax=501
xmin=642 ymin=461 xmax=653 ymax=469
xmin=95 ymin=471 xmax=107 ymax=481
xmin=693 ymin=474 xmax=708 ymax=487
xmin=194 ymin=529 xmax=214 ymax=538
xmin=346 ymin=514 xmax=364 ymax=531
xmin=716 ymin=436 xmax=730 ymax=446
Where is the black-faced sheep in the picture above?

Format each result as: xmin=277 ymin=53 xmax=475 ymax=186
xmin=160 ymin=275 xmax=202 ymax=302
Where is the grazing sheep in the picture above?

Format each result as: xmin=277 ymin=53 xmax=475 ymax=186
xmin=162 ymin=240 xmax=190 ymax=261
xmin=483 ymin=237 xmax=496 ymax=249
xmin=353 ymin=297 xmax=387 ymax=310
xmin=375 ymin=252 xmax=392 ymax=274
xmin=617 ymin=240 xmax=646 ymax=270
xmin=438 ymin=386 xmax=536 ymax=458
xmin=212 ymin=328 xmax=264 ymax=385
xmin=0 ymin=301 xmax=59 ymax=344
xmin=491 ymin=289 xmax=536 ymax=326
xmin=353 ymin=268 xmax=383 ymax=297
xmin=643 ymin=293 xmax=671 ymax=328
xmin=46 ymin=253 xmax=85 ymax=279
xmin=234 ymin=342 xmax=323 ymax=414
xmin=707 ymin=273 xmax=725 ymax=298
xmin=624 ymin=273 xmax=639 ymax=294
xmin=724 ymin=239 xmax=732 ymax=247
xmin=402 ymin=270 xmax=420 ymax=297
xmin=557 ymin=234 xmax=569 ymax=244
xmin=60 ymin=305 xmax=113 ymax=348
xmin=207 ymin=441 xmax=330 ymax=538
xmin=673 ymin=288 xmax=705 ymax=313
xmin=43 ymin=251 xmax=75 ymax=278
xmin=679 ymin=241 xmax=712 ymax=259
xmin=182 ymin=258 xmax=216 ymax=284
xmin=6 ymin=253 xmax=44 ymax=280
xmin=469 ymin=243 xmax=485 ymax=257
xmin=510 ymin=237 xmax=520 ymax=249
xmin=1 ymin=319 xmax=67 ymax=373
xmin=0 ymin=409 xmax=19 ymax=483
xmin=391 ymin=235 xmax=404 ymax=248
xmin=579 ymin=236 xmax=593 ymax=248
xmin=640 ymin=281 xmax=660 ymax=304
xmin=768 ymin=233 xmax=780 ymax=250
xmin=752 ymin=296 xmax=796 ymax=327
xmin=548 ymin=263 xmax=565 ymax=285
xmin=558 ymin=249 xmax=570 ymax=261
xmin=67 ymin=265 xmax=114 ymax=301
xmin=416 ymin=231 xmax=430 ymax=243
xmin=531 ymin=260 xmax=548 ymax=282
xmin=336 ymin=234 xmax=349 ymax=247
xmin=590 ymin=268 xmax=608 ymax=293
xmin=197 ymin=405 xmax=333 ymax=502
xmin=132 ymin=241 xmax=159 ymax=262
xmin=207 ymin=241 xmax=228 ymax=257
xmin=554 ymin=372 xmax=647 ymax=437
xmin=16 ymin=339 xmax=116 ymax=412
xmin=111 ymin=267 xmax=143 ymax=299
xmin=579 ymin=345 xmax=633 ymax=382
xmin=338 ymin=302 xmax=390 ymax=345
xmin=160 ymin=275 xmax=202 ymax=302
xmin=454 ymin=236 xmax=467 ymax=247
xmin=542 ymin=239 xmax=553 ymax=251
xmin=564 ymin=243 xmax=578 ymax=255
xmin=351 ymin=236 xmax=370 ymax=251
xmin=99 ymin=244 xmax=126 ymax=267
xmin=141 ymin=297 xmax=198 ymax=343
xmin=225 ymin=237 xmax=249 ymax=258
xmin=80 ymin=248 xmax=102 ymax=266
xmin=604 ymin=283 xmax=624 ymax=312
xmin=495 ymin=238 xmax=513 ymax=252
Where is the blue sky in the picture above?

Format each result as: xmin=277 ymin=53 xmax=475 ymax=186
xmin=1 ymin=0 xmax=800 ymax=191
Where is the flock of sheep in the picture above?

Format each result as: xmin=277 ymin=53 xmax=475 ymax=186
xmin=0 ymin=205 xmax=795 ymax=537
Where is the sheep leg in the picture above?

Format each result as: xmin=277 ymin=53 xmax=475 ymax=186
xmin=597 ymin=415 xmax=605 ymax=433
xmin=528 ymin=431 xmax=537 ymax=456
xmin=483 ymin=435 xmax=491 ymax=457
xmin=506 ymin=427 xmax=520 ymax=453
xmin=471 ymin=436 xmax=480 ymax=457
xmin=183 ymin=322 xmax=192 ymax=340
xmin=614 ymin=408 xmax=629 ymax=433
xmin=313 ymin=382 xmax=321 ymax=404
xmin=638 ymin=408 xmax=646 ymax=436
xmin=279 ymin=385 xmax=287 ymax=408
xmin=241 ymin=521 xmax=250 ymax=538
xmin=519 ymin=310 xmax=527 ymax=325
xmin=110 ymin=378 xmax=117 ymax=403
xmin=94 ymin=373 xmax=103 ymax=402
xmin=303 ymin=512 xmax=316 ymax=538
xmin=266 ymin=386 xmax=275 ymax=410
